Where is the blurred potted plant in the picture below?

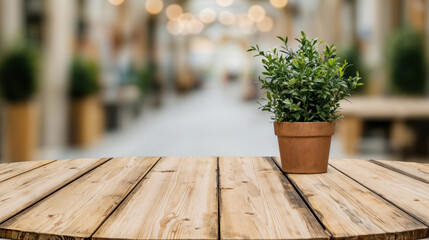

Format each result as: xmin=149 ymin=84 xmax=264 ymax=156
xmin=339 ymin=44 xmax=367 ymax=94
xmin=389 ymin=27 xmax=427 ymax=95
xmin=69 ymin=56 xmax=103 ymax=147
xmin=0 ymin=46 xmax=39 ymax=162
xmin=249 ymin=32 xmax=362 ymax=173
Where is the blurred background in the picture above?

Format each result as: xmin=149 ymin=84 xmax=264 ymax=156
xmin=0 ymin=0 xmax=428 ymax=163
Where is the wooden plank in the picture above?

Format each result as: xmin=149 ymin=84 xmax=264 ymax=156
xmin=0 ymin=157 xmax=159 ymax=240
xmin=219 ymin=157 xmax=329 ymax=240
xmin=93 ymin=156 xmax=218 ymax=240
xmin=373 ymin=160 xmax=429 ymax=184
xmin=289 ymin=165 xmax=428 ymax=240
xmin=0 ymin=158 xmax=110 ymax=223
xmin=0 ymin=160 xmax=53 ymax=183
xmin=330 ymin=158 xmax=429 ymax=227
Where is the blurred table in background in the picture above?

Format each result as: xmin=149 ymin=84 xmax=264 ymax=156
xmin=339 ymin=97 xmax=429 ymax=157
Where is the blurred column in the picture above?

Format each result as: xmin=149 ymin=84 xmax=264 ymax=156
xmin=362 ymin=0 xmax=391 ymax=95
xmin=406 ymin=0 xmax=426 ymax=32
xmin=41 ymin=0 xmax=75 ymax=157
xmin=281 ymin=4 xmax=295 ymax=37
xmin=0 ymin=0 xmax=23 ymax=50
xmin=312 ymin=0 xmax=343 ymax=44
xmin=427 ymin=0 xmax=429 ymax=94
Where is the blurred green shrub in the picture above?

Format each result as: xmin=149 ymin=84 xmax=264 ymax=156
xmin=69 ymin=56 xmax=100 ymax=99
xmin=136 ymin=60 xmax=157 ymax=94
xmin=0 ymin=46 xmax=38 ymax=102
xmin=389 ymin=27 xmax=427 ymax=95
xmin=339 ymin=44 xmax=367 ymax=94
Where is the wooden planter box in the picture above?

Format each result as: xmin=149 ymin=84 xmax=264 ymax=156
xmin=69 ymin=96 xmax=104 ymax=147
xmin=2 ymin=101 xmax=39 ymax=162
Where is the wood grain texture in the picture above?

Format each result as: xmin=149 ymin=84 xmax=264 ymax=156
xmin=219 ymin=157 xmax=329 ymax=240
xmin=289 ymin=165 xmax=428 ymax=240
xmin=330 ymin=159 xmax=429 ymax=227
xmin=0 ymin=158 xmax=109 ymax=223
xmin=93 ymin=156 xmax=218 ymax=240
xmin=0 ymin=157 xmax=159 ymax=240
xmin=373 ymin=160 xmax=429 ymax=184
xmin=0 ymin=160 xmax=53 ymax=183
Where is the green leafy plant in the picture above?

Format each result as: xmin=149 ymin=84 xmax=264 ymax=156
xmin=0 ymin=46 xmax=38 ymax=102
xmin=248 ymin=32 xmax=362 ymax=122
xmin=389 ymin=27 xmax=427 ymax=95
xmin=69 ymin=56 xmax=100 ymax=99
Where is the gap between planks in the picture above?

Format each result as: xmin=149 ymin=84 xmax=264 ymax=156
xmin=268 ymin=157 xmax=333 ymax=237
xmin=329 ymin=161 xmax=429 ymax=230
xmin=369 ymin=159 xmax=429 ymax=185
xmin=89 ymin=156 xmax=162 ymax=238
xmin=0 ymin=160 xmax=54 ymax=183
xmin=216 ymin=157 xmax=221 ymax=240
xmin=0 ymin=157 xmax=160 ymax=240
xmin=0 ymin=157 xmax=113 ymax=226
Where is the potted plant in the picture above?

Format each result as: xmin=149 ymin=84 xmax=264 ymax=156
xmin=249 ymin=32 xmax=362 ymax=173
xmin=69 ymin=56 xmax=103 ymax=147
xmin=0 ymin=46 xmax=39 ymax=162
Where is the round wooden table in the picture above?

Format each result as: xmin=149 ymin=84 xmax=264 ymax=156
xmin=0 ymin=157 xmax=428 ymax=239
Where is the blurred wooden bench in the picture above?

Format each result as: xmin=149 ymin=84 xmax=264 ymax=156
xmin=339 ymin=97 xmax=429 ymax=156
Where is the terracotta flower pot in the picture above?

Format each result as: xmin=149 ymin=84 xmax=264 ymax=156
xmin=274 ymin=122 xmax=335 ymax=173
xmin=2 ymin=101 xmax=39 ymax=162
xmin=70 ymin=96 xmax=104 ymax=147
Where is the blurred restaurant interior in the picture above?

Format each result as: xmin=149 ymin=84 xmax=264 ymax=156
xmin=0 ymin=0 xmax=428 ymax=163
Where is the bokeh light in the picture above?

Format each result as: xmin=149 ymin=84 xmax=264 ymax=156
xmin=145 ymin=0 xmax=163 ymax=15
xmin=216 ymin=0 xmax=234 ymax=7
xmin=167 ymin=20 xmax=181 ymax=35
xmin=248 ymin=5 xmax=265 ymax=23
xmin=166 ymin=4 xmax=183 ymax=20
xmin=191 ymin=19 xmax=205 ymax=35
xmin=257 ymin=16 xmax=274 ymax=32
xmin=270 ymin=0 xmax=288 ymax=9
xmin=219 ymin=11 xmax=235 ymax=26
xmin=199 ymin=8 xmax=217 ymax=24
xmin=237 ymin=14 xmax=254 ymax=34
xmin=108 ymin=0 xmax=125 ymax=6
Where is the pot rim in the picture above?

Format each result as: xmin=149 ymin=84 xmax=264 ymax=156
xmin=274 ymin=121 xmax=335 ymax=137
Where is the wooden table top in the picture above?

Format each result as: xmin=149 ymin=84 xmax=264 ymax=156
xmin=0 ymin=157 xmax=428 ymax=240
